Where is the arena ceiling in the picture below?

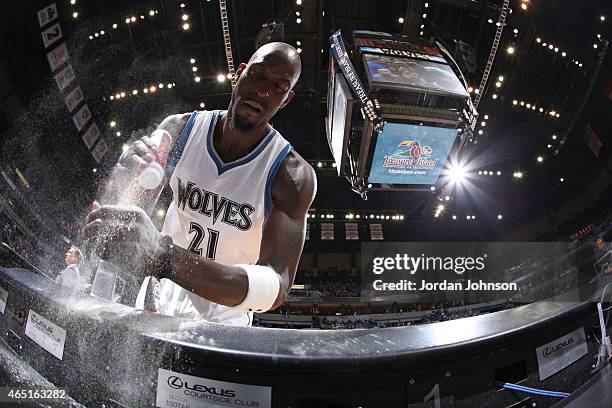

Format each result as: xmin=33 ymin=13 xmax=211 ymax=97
xmin=0 ymin=0 xmax=610 ymax=242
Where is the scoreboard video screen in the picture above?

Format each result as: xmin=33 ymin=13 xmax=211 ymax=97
xmin=368 ymin=121 xmax=458 ymax=186
xmin=363 ymin=53 xmax=469 ymax=98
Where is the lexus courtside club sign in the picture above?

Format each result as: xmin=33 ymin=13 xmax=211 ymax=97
xmin=156 ymin=368 xmax=271 ymax=408
xmin=535 ymin=326 xmax=588 ymax=380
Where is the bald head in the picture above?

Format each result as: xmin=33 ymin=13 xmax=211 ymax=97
xmin=248 ymin=42 xmax=302 ymax=87
xmin=228 ymin=42 xmax=301 ymax=133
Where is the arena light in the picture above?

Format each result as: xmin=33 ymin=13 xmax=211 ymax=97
xmin=399 ymin=215 xmax=404 ymax=220
xmin=70 ymin=0 xmax=76 ymax=4
xmin=182 ymin=14 xmax=189 ymax=21
xmin=317 ymin=162 xmax=322 ymax=168
xmin=296 ymin=18 xmax=302 ymax=24
xmin=601 ymin=16 xmax=606 ymax=22
xmin=560 ymin=177 xmax=564 ymax=182
xmin=437 ymin=205 xmax=444 ymax=212
xmin=507 ymin=46 xmax=515 ymax=54
xmin=200 ymin=102 xmax=205 ymax=108
xmin=452 ymin=215 xmax=457 ymax=220
xmin=72 ymin=12 xmax=79 ymax=19
xmin=158 ymin=83 xmax=164 ymax=88
xmin=448 ymin=163 xmax=466 ymax=184
xmin=537 ymin=156 xmax=543 ymax=163
xmin=552 ymin=134 xmax=557 ymax=140
xmin=156 ymin=208 xmax=165 ymax=218
xmin=194 ymin=76 xmax=201 ymax=83
xmin=513 ymin=171 xmax=523 ymax=179
xmin=192 ymin=66 xmax=198 ymax=72
xmin=492 ymin=94 xmax=498 ymax=99
xmin=116 ymin=131 xmax=121 ymax=137
xmin=296 ymin=0 xmax=302 ymax=4
xmin=122 ymin=144 xmax=129 ymax=153
xmin=217 ymin=73 xmax=226 ymax=82
xmin=296 ymin=48 xmax=302 ymax=54
xmin=497 ymin=214 xmax=503 ymax=220
xmin=444 ymin=195 xmax=450 ymax=201
xmin=149 ymin=10 xmax=155 ymax=16
xmin=182 ymin=23 xmax=190 ymax=30
xmin=143 ymin=88 xmax=149 ymax=93
xmin=131 ymin=16 xmax=136 ymax=22
xmin=398 ymin=17 xmax=404 ymax=24
xmin=110 ymin=121 xmax=116 ymax=128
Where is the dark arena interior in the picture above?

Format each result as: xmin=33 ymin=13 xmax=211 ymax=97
xmin=0 ymin=0 xmax=611 ymax=407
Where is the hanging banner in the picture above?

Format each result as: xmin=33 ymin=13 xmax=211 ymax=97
xmin=41 ymin=23 xmax=63 ymax=48
xmin=345 ymin=223 xmax=359 ymax=240
xmin=72 ymin=104 xmax=92 ymax=131
xmin=321 ymin=223 xmax=335 ymax=240
xmin=47 ymin=43 xmax=69 ymax=72
xmin=370 ymin=223 xmax=384 ymax=240
xmin=37 ymin=3 xmax=58 ymax=27
xmin=54 ymin=64 xmax=76 ymax=91
xmin=64 ymin=86 xmax=84 ymax=112
xmin=82 ymin=123 xmax=101 ymax=149
xmin=91 ymin=138 xmax=108 ymax=163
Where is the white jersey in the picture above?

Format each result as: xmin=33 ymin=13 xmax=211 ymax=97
xmin=135 ymin=110 xmax=292 ymax=326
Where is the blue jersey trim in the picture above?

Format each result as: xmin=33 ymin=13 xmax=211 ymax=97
xmin=264 ymin=144 xmax=293 ymax=221
xmin=166 ymin=111 xmax=199 ymax=177
xmin=207 ymin=111 xmax=278 ymax=176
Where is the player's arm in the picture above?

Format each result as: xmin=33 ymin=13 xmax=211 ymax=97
xmin=155 ymin=151 xmax=316 ymax=308
xmin=96 ymin=113 xmax=191 ymax=213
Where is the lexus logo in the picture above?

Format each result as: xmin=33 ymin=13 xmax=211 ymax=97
xmin=168 ymin=376 xmax=183 ymax=389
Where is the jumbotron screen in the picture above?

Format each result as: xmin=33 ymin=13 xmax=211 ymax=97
xmin=368 ymin=122 xmax=458 ymax=186
xmin=364 ymin=53 xmax=469 ymax=98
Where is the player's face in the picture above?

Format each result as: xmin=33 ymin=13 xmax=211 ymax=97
xmin=230 ymin=54 xmax=296 ymax=131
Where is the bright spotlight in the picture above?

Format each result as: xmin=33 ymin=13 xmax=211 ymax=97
xmin=448 ymin=164 xmax=466 ymax=183
xmin=217 ymin=73 xmax=226 ymax=82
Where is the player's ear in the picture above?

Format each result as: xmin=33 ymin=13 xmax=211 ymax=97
xmin=280 ymin=91 xmax=295 ymax=109
xmin=235 ymin=63 xmax=247 ymax=80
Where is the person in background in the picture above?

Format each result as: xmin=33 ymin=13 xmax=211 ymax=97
xmin=56 ymin=245 xmax=83 ymax=295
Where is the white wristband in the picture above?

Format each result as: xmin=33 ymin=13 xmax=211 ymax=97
xmin=233 ymin=264 xmax=281 ymax=312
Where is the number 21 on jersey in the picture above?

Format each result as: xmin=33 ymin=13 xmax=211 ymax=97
xmin=188 ymin=222 xmax=220 ymax=260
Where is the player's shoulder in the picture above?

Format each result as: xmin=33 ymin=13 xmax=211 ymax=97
xmin=272 ymin=149 xmax=316 ymax=215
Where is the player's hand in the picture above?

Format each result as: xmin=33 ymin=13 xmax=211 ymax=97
xmin=118 ymin=135 xmax=159 ymax=171
xmin=82 ymin=205 xmax=163 ymax=270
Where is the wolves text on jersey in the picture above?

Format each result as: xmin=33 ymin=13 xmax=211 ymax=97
xmin=176 ymin=177 xmax=255 ymax=231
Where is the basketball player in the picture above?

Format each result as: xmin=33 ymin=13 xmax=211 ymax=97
xmin=83 ymin=42 xmax=316 ymax=326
